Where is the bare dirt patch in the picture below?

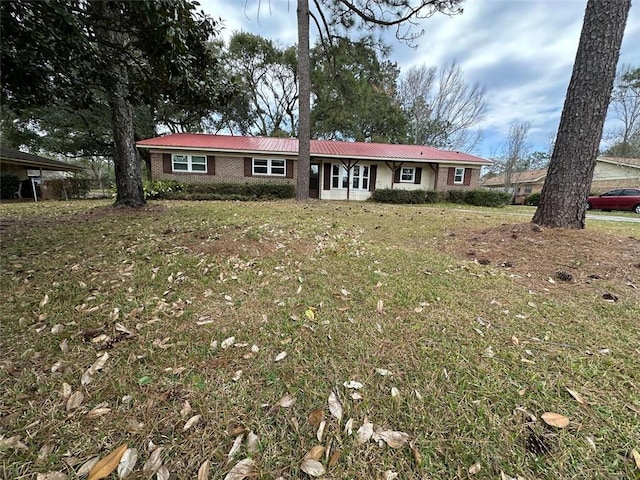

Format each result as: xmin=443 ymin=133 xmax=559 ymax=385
xmin=443 ymin=223 xmax=640 ymax=299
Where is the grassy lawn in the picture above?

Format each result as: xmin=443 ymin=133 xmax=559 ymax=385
xmin=1 ymin=200 xmax=639 ymax=479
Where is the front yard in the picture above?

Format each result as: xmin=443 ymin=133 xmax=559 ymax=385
xmin=1 ymin=200 xmax=638 ymax=479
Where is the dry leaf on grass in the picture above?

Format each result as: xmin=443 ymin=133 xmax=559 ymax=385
xmin=156 ymin=466 xmax=170 ymax=480
xmin=36 ymin=473 xmax=66 ymax=480
xmin=183 ymin=414 xmax=202 ymax=431
xmin=0 ymin=435 xmax=28 ymax=450
xmin=468 ymin=462 xmax=481 ymax=474
xmin=317 ymin=420 xmax=326 ymax=442
xmin=227 ymin=434 xmax=244 ymax=464
xmin=632 ymin=448 xmax=640 ymax=469
xmin=566 ymin=387 xmax=589 ymax=405
xmin=541 ymin=412 xmax=570 ymax=428
xmin=300 ymin=459 xmax=326 ymax=477
xmin=246 ymin=431 xmax=259 ymax=454
xmin=221 ymin=336 xmax=235 ymax=349
xmin=117 ymin=448 xmax=138 ymax=479
xmin=274 ymin=351 xmax=287 ymax=362
xmin=357 ymin=419 xmax=374 ymax=445
xmin=66 ymin=391 xmax=84 ymax=412
xmin=308 ymin=408 xmax=324 ymax=428
xmin=373 ymin=429 xmax=410 ymax=449
xmin=343 ymin=380 xmax=363 ymax=389
xmin=276 ymin=393 xmax=296 ymax=408
xmin=304 ymin=445 xmax=325 ymax=460
xmin=87 ymin=406 xmax=111 ymax=418
xmin=142 ymin=447 xmax=164 ymax=477
xmin=87 ymin=444 xmax=128 ymax=480
xmin=37 ymin=442 xmax=55 ymax=462
xmin=77 ymin=457 xmax=99 ymax=476
xmin=40 ymin=294 xmax=49 ymax=307
xmin=328 ymin=391 xmax=343 ymax=422
xmin=328 ymin=449 xmax=340 ymax=468
xmin=383 ymin=471 xmax=398 ymax=480
xmin=375 ymin=368 xmax=391 ymax=376
xmin=224 ymin=458 xmax=256 ymax=480
xmin=198 ymin=460 xmax=210 ymax=480
xmin=377 ymin=299 xmax=384 ymax=313
xmin=409 ymin=441 xmax=423 ymax=466
xmin=344 ymin=418 xmax=354 ymax=435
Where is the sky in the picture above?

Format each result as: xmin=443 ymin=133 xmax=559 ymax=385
xmin=199 ymin=0 xmax=640 ymax=158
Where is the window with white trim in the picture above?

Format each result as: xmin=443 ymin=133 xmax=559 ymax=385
xmin=400 ymin=167 xmax=415 ymax=183
xmin=172 ymin=154 xmax=206 ymax=173
xmin=253 ymin=158 xmax=286 ymax=176
xmin=331 ymin=164 xmax=369 ymax=190
xmin=454 ymin=167 xmax=465 ymax=184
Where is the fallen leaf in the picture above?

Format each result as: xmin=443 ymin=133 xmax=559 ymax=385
xmin=180 ymin=400 xmax=192 ymax=418
xmin=37 ymin=443 xmax=55 ymax=462
xmin=224 ymin=458 xmax=256 ymax=480
xmin=344 ymin=418 xmax=354 ymax=435
xmin=156 ymin=466 xmax=169 ymax=480
xmin=197 ymin=460 xmax=210 ymax=480
xmin=383 ymin=471 xmax=398 ymax=480
xmin=125 ymin=419 xmax=145 ymax=434
xmin=142 ymin=447 xmax=164 ymax=477
xmin=183 ymin=414 xmax=202 ymax=431
xmin=274 ymin=351 xmax=287 ymax=362
xmin=86 ymin=406 xmax=111 ymax=418
xmin=356 ymin=419 xmax=374 ymax=445
xmin=304 ymin=308 xmax=315 ymax=320
xmin=375 ymin=368 xmax=391 ymax=376
xmin=409 ymin=441 xmax=423 ymax=466
xmin=328 ymin=391 xmax=343 ymax=422
xmin=40 ymin=294 xmax=50 ymax=307
xmin=511 ymin=336 xmax=519 ymax=346
xmin=77 ymin=457 xmax=99 ymax=476
xmin=632 ymin=448 xmax=640 ymax=469
xmin=87 ymin=444 xmax=128 ymax=480
xmin=541 ymin=412 xmax=569 ymax=428
xmin=232 ymin=370 xmax=243 ymax=382
xmin=227 ymin=434 xmax=244 ymax=464
xmin=316 ymin=420 xmax=326 ymax=442
xmin=66 ymin=391 xmax=84 ymax=412
xmin=36 ymin=473 xmax=66 ymax=480
xmin=304 ymin=445 xmax=325 ymax=460
xmin=566 ymin=387 xmax=589 ymax=405
xmin=51 ymin=324 xmax=64 ymax=334
xmin=377 ymin=299 xmax=384 ymax=313
xmin=308 ymin=408 xmax=324 ymax=428
xmin=117 ymin=448 xmax=138 ymax=479
xmin=221 ymin=336 xmax=235 ymax=349
xmin=300 ymin=459 xmax=326 ymax=477
xmin=391 ymin=387 xmax=399 ymax=399
xmin=343 ymin=380 xmax=363 ymax=389
xmin=246 ymin=431 xmax=259 ymax=454
xmin=468 ymin=462 xmax=482 ymax=474
xmin=373 ymin=429 xmax=410 ymax=449
xmin=276 ymin=393 xmax=296 ymax=408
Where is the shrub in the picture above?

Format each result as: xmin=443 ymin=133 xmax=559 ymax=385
xmin=458 ymin=189 xmax=511 ymax=207
xmin=144 ymin=180 xmax=185 ymax=199
xmin=371 ymin=188 xmax=511 ymax=207
xmin=526 ymin=192 xmax=541 ymax=206
xmin=0 ymin=172 xmax=20 ymax=199
xmin=177 ymin=182 xmax=295 ymax=200
xmin=370 ymin=189 xmax=427 ymax=204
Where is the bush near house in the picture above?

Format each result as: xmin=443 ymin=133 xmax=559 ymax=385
xmin=372 ymin=189 xmax=511 ymax=207
xmin=0 ymin=173 xmax=20 ymax=199
xmin=526 ymin=192 xmax=541 ymax=206
xmin=144 ymin=181 xmax=296 ymax=201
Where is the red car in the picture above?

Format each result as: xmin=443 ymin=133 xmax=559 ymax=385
xmin=587 ymin=188 xmax=640 ymax=214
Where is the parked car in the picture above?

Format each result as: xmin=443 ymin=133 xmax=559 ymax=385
xmin=586 ymin=188 xmax=640 ymax=214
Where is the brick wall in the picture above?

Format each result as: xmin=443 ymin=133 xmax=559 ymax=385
xmin=150 ymin=152 xmax=296 ymax=185
xmin=435 ymin=165 xmax=481 ymax=191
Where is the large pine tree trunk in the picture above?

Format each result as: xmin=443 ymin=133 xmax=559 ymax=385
xmin=296 ymin=0 xmax=311 ymax=200
xmin=109 ymin=75 xmax=145 ymax=208
xmin=532 ymin=0 xmax=630 ymax=228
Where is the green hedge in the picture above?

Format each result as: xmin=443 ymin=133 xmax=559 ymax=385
xmin=146 ymin=181 xmax=295 ymax=201
xmin=371 ymin=188 xmax=511 ymax=207
xmin=525 ymin=192 xmax=541 ymax=206
xmin=0 ymin=173 xmax=20 ymax=199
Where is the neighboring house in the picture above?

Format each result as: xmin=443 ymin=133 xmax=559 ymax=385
xmin=481 ymin=156 xmax=640 ymax=204
xmin=136 ymin=133 xmax=492 ymax=201
xmin=0 ymin=146 xmax=84 ymax=199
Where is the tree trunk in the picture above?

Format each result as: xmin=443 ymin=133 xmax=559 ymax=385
xmin=296 ymin=0 xmax=311 ymax=200
xmin=532 ymin=0 xmax=630 ymax=228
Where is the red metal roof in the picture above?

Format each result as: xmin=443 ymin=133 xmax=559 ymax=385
xmin=137 ymin=133 xmax=491 ymax=165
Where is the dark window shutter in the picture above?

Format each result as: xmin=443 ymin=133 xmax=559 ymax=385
xmin=323 ymin=163 xmax=332 ymax=190
xmin=447 ymin=167 xmax=455 ymax=185
xmin=286 ymin=159 xmax=294 ymax=179
xmin=163 ymin=153 xmax=172 ymax=173
xmin=414 ymin=167 xmax=422 ymax=185
xmin=244 ymin=157 xmax=252 ymax=177
xmin=394 ymin=168 xmax=401 ymax=183
xmin=369 ymin=165 xmax=377 ymax=191
xmin=463 ymin=168 xmax=471 ymax=186
xmin=207 ymin=155 xmax=215 ymax=175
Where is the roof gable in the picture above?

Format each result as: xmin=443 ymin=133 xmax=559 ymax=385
xmin=136 ymin=133 xmax=491 ymax=165
xmin=0 ymin=147 xmax=84 ymax=172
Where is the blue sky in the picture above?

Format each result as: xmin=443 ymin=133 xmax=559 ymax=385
xmin=199 ymin=0 xmax=640 ymax=158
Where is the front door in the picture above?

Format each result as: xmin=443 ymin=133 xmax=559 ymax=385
xmin=309 ymin=163 xmax=320 ymax=198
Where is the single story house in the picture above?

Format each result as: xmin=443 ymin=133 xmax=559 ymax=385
xmin=0 ymin=146 xmax=84 ymax=199
xmin=136 ymin=133 xmax=492 ymax=200
xmin=481 ymin=156 xmax=640 ymax=204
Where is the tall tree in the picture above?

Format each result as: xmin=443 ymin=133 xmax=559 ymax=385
xmin=396 ymin=61 xmax=487 ymax=150
xmin=1 ymin=1 xmax=231 ymax=207
xmin=311 ymin=38 xmax=406 ymax=143
xmin=490 ymin=121 xmax=531 ymax=193
xmin=297 ymin=0 xmax=311 ymax=201
xmin=532 ymin=0 xmax=631 ymax=229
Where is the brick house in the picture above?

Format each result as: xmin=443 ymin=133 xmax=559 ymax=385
xmin=136 ymin=133 xmax=492 ymax=201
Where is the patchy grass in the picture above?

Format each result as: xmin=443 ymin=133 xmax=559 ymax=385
xmin=1 ymin=200 xmax=639 ymax=480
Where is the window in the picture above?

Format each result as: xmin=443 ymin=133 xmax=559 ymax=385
xmin=253 ymin=158 xmax=286 ymax=176
xmin=172 ymin=154 xmax=206 ymax=173
xmin=400 ymin=167 xmax=415 ymax=183
xmin=524 ymin=185 xmax=532 ymax=194
xmin=331 ymin=164 xmax=369 ymax=190
xmin=454 ymin=167 xmax=465 ymax=184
